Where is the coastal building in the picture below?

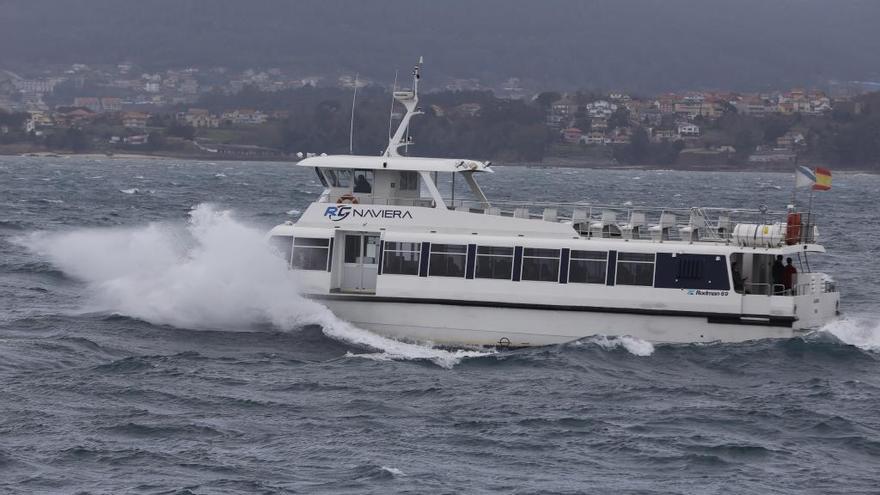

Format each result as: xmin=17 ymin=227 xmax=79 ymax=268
xmin=122 ymin=111 xmax=150 ymax=129
xmin=222 ymin=109 xmax=268 ymax=125
xmin=678 ymin=123 xmax=701 ymax=137
xmin=561 ymin=127 xmax=583 ymax=144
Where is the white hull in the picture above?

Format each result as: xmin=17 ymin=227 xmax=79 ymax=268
xmin=317 ymin=297 xmax=811 ymax=347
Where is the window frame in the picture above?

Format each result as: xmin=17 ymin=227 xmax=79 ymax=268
xmin=428 ymin=243 xmax=468 ymax=278
xmin=615 ymin=252 xmax=656 ymax=286
xmin=521 ymin=247 xmax=561 ymax=282
xmin=382 ymin=241 xmax=421 ymax=276
xmin=474 ymin=245 xmax=515 ymax=280
xmin=291 ymin=237 xmax=331 ymax=271
xmin=568 ymin=250 xmax=608 ymax=284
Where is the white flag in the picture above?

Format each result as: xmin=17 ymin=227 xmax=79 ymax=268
xmin=795 ymin=165 xmax=815 ymax=189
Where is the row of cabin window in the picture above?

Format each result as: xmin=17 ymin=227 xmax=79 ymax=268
xmin=383 ymin=242 xmax=655 ymax=286
xmin=316 ymin=168 xmax=420 ymax=193
xmin=273 ymin=236 xmax=726 ymax=289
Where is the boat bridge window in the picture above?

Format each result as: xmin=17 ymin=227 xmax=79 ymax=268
xmin=616 ymin=252 xmax=655 ymax=286
xmin=399 ymin=171 xmax=420 ymax=191
xmin=475 ymin=246 xmax=514 ymax=280
xmin=292 ymin=237 xmax=331 ymax=271
xmin=323 ymin=169 xmax=351 ymax=188
xmin=382 ymin=242 xmax=420 ymax=275
xmin=269 ymin=235 xmax=294 ymax=266
xmin=522 ymin=248 xmax=561 ymax=282
xmin=314 ymin=168 xmax=329 ymax=187
xmin=569 ymin=250 xmax=607 ymax=284
xmin=429 ymin=244 xmax=467 ymax=277
xmin=353 ymin=169 xmax=373 ymax=194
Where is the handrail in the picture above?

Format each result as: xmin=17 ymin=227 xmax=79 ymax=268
xmin=314 ymin=194 xmax=818 ymax=244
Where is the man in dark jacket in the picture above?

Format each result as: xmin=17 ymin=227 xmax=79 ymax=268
xmin=771 ymin=255 xmax=785 ymax=294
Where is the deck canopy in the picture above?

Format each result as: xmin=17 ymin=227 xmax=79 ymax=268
xmin=298 ymin=155 xmax=493 ymax=173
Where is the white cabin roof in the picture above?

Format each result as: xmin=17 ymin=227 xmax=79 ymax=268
xmin=298 ymin=155 xmax=493 ymax=173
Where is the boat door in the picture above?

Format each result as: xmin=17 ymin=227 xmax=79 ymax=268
xmin=341 ymin=233 xmax=380 ymax=292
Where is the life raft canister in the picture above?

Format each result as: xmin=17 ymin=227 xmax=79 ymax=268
xmin=786 ymin=212 xmax=802 ymax=245
xmin=336 ymin=194 xmax=359 ymax=204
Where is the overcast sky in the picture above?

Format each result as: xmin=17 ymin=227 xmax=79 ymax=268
xmin=2 ymin=0 xmax=878 ymax=91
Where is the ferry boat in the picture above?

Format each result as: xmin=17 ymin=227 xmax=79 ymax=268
xmin=269 ymin=62 xmax=840 ymax=347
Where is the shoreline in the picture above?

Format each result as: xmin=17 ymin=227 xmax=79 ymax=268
xmin=3 ymin=150 xmax=877 ymax=175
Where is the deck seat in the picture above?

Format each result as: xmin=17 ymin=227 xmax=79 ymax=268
xmin=484 ymin=207 xmax=501 ymax=215
xmin=513 ymin=207 xmax=530 ymax=219
xmin=589 ymin=210 xmax=621 ymax=238
xmin=571 ymin=208 xmax=590 ymax=233
xmin=620 ymin=211 xmax=647 ymax=239
xmin=678 ymin=208 xmax=709 ymax=242
xmin=649 ymin=212 xmax=677 ymax=241
xmin=715 ymin=215 xmax=732 ymax=239
xmin=542 ymin=208 xmax=558 ymax=222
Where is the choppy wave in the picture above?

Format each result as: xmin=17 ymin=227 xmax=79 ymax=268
xmin=24 ymin=204 xmax=489 ymax=368
xmin=817 ymin=316 xmax=880 ymax=352
xmin=576 ymin=335 xmax=655 ymax=356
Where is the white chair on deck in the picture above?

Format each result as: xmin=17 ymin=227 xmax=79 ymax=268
xmin=679 ymin=208 xmax=707 ymax=242
xmin=542 ymin=208 xmax=558 ymax=222
xmin=571 ymin=208 xmax=590 ymax=234
xmin=484 ymin=207 xmax=501 ymax=216
xmin=621 ymin=211 xmax=647 ymax=239
xmin=589 ymin=210 xmax=621 ymax=238
xmin=715 ymin=215 xmax=732 ymax=239
xmin=513 ymin=207 xmax=530 ymax=219
xmin=649 ymin=212 xmax=677 ymax=241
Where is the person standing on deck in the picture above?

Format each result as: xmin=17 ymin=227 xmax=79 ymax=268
xmin=783 ymin=257 xmax=798 ymax=294
xmin=772 ymin=255 xmax=785 ymax=294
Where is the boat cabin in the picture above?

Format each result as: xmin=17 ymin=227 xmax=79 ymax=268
xmin=303 ymin=155 xmax=493 ymax=210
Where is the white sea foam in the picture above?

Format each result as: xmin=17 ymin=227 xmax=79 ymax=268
xmin=24 ymin=204 xmax=488 ymax=368
xmin=817 ymin=316 xmax=880 ymax=352
xmin=380 ymin=466 xmax=406 ymax=476
xmin=575 ymin=335 xmax=655 ymax=356
xmin=119 ymin=188 xmax=139 ymax=194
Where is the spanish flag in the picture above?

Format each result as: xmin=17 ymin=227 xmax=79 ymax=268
xmin=813 ymin=167 xmax=832 ymax=191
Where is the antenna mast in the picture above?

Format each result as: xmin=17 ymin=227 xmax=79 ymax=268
xmin=349 ymin=73 xmax=359 ymax=155
xmin=383 ymin=57 xmax=424 ymax=157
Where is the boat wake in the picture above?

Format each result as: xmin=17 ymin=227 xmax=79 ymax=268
xmin=22 ymin=203 xmax=490 ymax=368
xmin=573 ymin=335 xmax=655 ymax=356
xmin=815 ymin=316 xmax=880 ymax=352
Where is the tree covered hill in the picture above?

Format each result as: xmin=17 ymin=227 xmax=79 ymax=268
xmin=2 ymin=0 xmax=880 ymax=92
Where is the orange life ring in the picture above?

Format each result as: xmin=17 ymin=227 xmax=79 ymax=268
xmin=336 ymin=194 xmax=359 ymax=204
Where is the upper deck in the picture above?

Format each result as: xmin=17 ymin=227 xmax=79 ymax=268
xmin=297 ymin=154 xmax=821 ymax=251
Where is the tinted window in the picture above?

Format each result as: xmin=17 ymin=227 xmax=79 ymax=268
xmin=353 ymin=169 xmax=373 ymax=193
xmin=344 ymin=235 xmax=361 ymax=263
xmin=324 ymin=169 xmax=351 ymax=187
xmin=429 ymin=244 xmax=467 ymax=277
xmin=400 ymin=171 xmax=419 ymax=191
xmin=654 ymin=253 xmax=730 ymax=290
xmin=291 ymin=237 xmax=330 ymax=271
xmin=616 ymin=252 xmax=654 ymax=286
xmin=569 ymin=251 xmax=606 ymax=284
xmin=475 ymin=245 xmax=514 ymax=280
xmin=522 ymin=248 xmax=560 ymax=282
xmin=383 ymin=242 xmax=420 ymax=275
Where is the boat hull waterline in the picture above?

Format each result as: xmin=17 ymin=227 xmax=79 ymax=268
xmin=314 ymin=296 xmax=835 ymax=347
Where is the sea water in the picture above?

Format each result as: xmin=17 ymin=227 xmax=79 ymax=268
xmin=1 ymin=157 xmax=878 ymax=493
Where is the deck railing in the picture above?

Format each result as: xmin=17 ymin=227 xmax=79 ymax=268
xmin=321 ymin=195 xmax=818 ymax=244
